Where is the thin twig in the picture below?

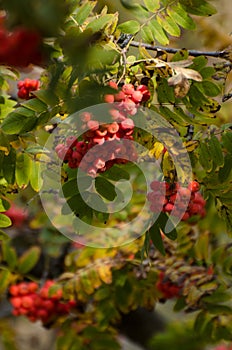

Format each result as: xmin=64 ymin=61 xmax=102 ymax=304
xmin=130 ymin=41 xmax=230 ymax=59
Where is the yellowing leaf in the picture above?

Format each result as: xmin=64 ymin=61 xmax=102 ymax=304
xmin=148 ymin=141 xmax=164 ymax=159
xmin=97 ymin=264 xmax=112 ymax=284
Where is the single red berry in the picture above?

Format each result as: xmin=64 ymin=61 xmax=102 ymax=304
xmin=164 ymin=202 xmax=174 ymax=213
xmin=10 ymin=297 xmax=22 ymax=308
xmin=193 ymin=192 xmax=206 ymax=206
xmin=21 ymin=295 xmax=34 ymax=309
xmin=137 ymin=85 xmax=151 ymax=101
xmin=104 ymin=94 xmax=115 ymax=103
xmin=178 ymin=187 xmax=191 ymax=199
xmin=80 ymin=112 xmax=92 ymax=122
xmin=108 ymin=81 xmax=118 ymax=90
xmin=122 ymin=83 xmax=135 ymax=95
xmin=150 ymin=180 xmax=161 ymax=191
xmin=107 ymin=122 xmax=120 ymax=134
xmin=66 ymin=136 xmax=77 ymax=147
xmin=87 ymin=120 xmax=99 ymax=131
xmin=94 ymin=158 xmax=106 ymax=169
xmin=114 ymin=91 xmax=126 ymax=102
xmin=120 ymin=118 xmax=134 ymax=130
xmin=132 ymin=90 xmax=143 ymax=103
xmin=181 ymin=212 xmax=190 ymax=221
xmin=9 ymin=284 xmax=19 ymax=296
xmin=95 ymin=128 xmax=108 ymax=137
xmin=18 ymin=282 xmax=29 ymax=295
xmin=110 ymin=109 xmax=126 ymax=121
xmin=27 ymin=282 xmax=38 ymax=293
xmin=188 ymin=181 xmax=200 ymax=193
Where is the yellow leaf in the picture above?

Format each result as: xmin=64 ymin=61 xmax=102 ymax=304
xmin=148 ymin=141 xmax=164 ymax=159
xmin=97 ymin=264 xmax=112 ymax=284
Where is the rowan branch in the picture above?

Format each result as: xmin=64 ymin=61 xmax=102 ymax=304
xmin=130 ymin=40 xmax=231 ymax=59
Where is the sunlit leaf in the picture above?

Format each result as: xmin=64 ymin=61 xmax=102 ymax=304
xmin=143 ymin=0 xmax=160 ymax=12
xmin=118 ymin=20 xmax=140 ymax=35
xmin=0 ymin=213 xmax=12 ymax=228
xmin=167 ymin=3 xmax=195 ymax=30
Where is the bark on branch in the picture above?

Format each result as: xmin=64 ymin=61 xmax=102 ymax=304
xmin=130 ymin=40 xmax=231 ymax=59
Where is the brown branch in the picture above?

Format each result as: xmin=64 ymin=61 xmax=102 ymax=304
xmin=130 ymin=40 xmax=230 ymax=59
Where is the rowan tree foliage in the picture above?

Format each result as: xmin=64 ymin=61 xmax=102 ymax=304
xmin=0 ymin=0 xmax=232 ymax=349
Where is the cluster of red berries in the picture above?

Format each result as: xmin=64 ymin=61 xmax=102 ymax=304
xmin=214 ymin=345 xmax=232 ymax=350
xmin=104 ymin=81 xmax=151 ymax=114
xmin=55 ymin=82 xmax=150 ymax=176
xmin=156 ymin=271 xmax=181 ymax=299
xmin=9 ymin=281 xmax=76 ymax=324
xmin=0 ymin=18 xmax=43 ymax=67
xmin=17 ymin=78 xmax=40 ymax=99
xmin=147 ymin=180 xmax=206 ymax=221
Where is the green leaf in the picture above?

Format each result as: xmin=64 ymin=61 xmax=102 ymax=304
xmin=95 ymin=177 xmax=117 ymax=201
xmin=194 ymin=310 xmax=211 ymax=334
xmin=22 ymin=98 xmax=47 ymax=113
xmin=63 ymin=193 xmax=92 ymax=221
xmin=149 ymin=19 xmax=169 ymax=45
xmin=173 ymin=296 xmax=187 ymax=311
xmin=12 ymin=107 xmax=35 ymax=117
xmin=25 ymin=145 xmax=50 ymax=155
xmin=103 ymin=165 xmax=130 ymax=181
xmin=0 ymin=230 xmax=10 ymax=241
xmin=30 ymin=160 xmax=43 ymax=192
xmin=198 ymin=141 xmax=213 ymax=173
xmin=0 ymin=214 xmax=12 ymax=228
xmin=120 ymin=0 xmax=150 ymax=19
xmin=157 ymin=14 xmax=181 ymax=37
xmin=120 ymin=0 xmax=140 ymax=9
xmin=190 ymin=56 xmax=208 ymax=71
xmin=2 ymin=242 xmax=17 ymax=270
xmin=202 ymin=287 xmax=231 ymax=304
xmin=143 ymin=0 xmax=160 ymax=12
xmin=167 ymin=3 xmax=195 ymax=30
xmin=1 ymin=113 xmax=37 ymax=134
xmin=158 ymin=212 xmax=177 ymax=240
xmin=118 ymin=20 xmax=140 ymax=35
xmin=157 ymin=79 xmax=175 ymax=104
xmin=181 ymin=0 xmax=217 ymax=16
xmin=198 ymin=80 xmax=221 ymax=97
xmin=159 ymin=106 xmax=188 ymax=127
xmin=0 ymin=269 xmax=11 ymax=294
xmin=62 ymin=179 xmax=79 ymax=198
xmin=200 ymin=67 xmax=216 ymax=79
xmin=218 ymin=154 xmax=232 ymax=183
xmin=3 ymin=147 xmax=16 ymax=184
xmin=208 ymin=135 xmax=224 ymax=170
xmin=74 ymin=1 xmax=97 ymax=25
xmin=16 ymin=153 xmax=32 ymax=188
xmin=0 ymin=130 xmax=10 ymax=155
xmin=141 ymin=26 xmax=155 ymax=43
xmin=205 ymin=304 xmax=232 ymax=315
xmin=222 ymin=131 xmax=232 ymax=153
xmin=0 ymin=198 xmax=10 ymax=212
xmin=80 ymin=271 xmax=95 ymax=295
xmin=0 ymin=98 xmax=16 ymax=118
xmin=86 ymin=14 xmax=116 ymax=32
xmin=149 ymin=224 xmax=165 ymax=256
xmin=32 ymin=89 xmax=59 ymax=106
xmin=18 ymin=247 xmax=41 ymax=274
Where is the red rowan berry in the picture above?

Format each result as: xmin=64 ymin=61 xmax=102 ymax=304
xmin=188 ymin=180 xmax=200 ymax=193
